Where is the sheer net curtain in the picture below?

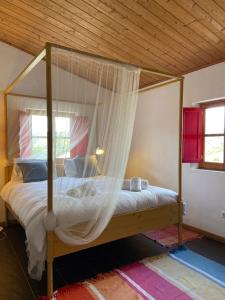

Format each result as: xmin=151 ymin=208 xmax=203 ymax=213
xmin=50 ymin=47 xmax=140 ymax=246
xmin=6 ymin=48 xmax=140 ymax=279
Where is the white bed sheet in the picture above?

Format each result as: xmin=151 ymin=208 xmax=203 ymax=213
xmin=1 ymin=176 xmax=177 ymax=229
xmin=0 ymin=177 xmax=177 ymax=279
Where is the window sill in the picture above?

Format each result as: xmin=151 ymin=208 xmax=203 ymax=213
xmin=189 ymin=164 xmax=225 ymax=173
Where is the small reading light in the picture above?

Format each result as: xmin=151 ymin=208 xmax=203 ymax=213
xmin=96 ymin=147 xmax=104 ymax=155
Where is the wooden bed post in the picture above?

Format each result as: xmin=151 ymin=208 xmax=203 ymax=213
xmin=46 ymin=42 xmax=54 ymax=297
xmin=178 ymin=78 xmax=184 ymax=246
xmin=2 ymin=41 xmax=185 ymax=297
xmin=3 ymin=92 xmax=9 ymax=228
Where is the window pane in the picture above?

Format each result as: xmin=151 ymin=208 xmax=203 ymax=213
xmin=205 ymin=106 xmax=224 ymax=134
xmin=204 ymin=136 xmax=224 ymax=163
xmin=56 ymin=138 xmax=70 ymax=158
xmin=32 ymin=137 xmax=47 ymax=158
xmin=32 ymin=115 xmax=47 ymax=137
xmin=55 ymin=117 xmax=70 ymax=138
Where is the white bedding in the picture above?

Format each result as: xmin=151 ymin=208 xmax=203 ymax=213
xmin=0 ymin=177 xmax=177 ymax=279
xmin=1 ymin=176 xmax=177 ymax=227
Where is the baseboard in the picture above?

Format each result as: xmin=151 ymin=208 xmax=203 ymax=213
xmin=183 ymin=224 xmax=225 ymax=244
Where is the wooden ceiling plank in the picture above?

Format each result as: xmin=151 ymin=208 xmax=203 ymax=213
xmin=38 ymin=0 xmax=186 ymax=74
xmin=118 ymin=0 xmax=209 ymax=67
xmin=177 ymin=0 xmax=225 ymax=42
xmin=138 ymin=0 xmax=223 ymax=62
xmin=24 ymin=0 xmax=183 ymax=73
xmin=0 ymin=23 xmax=42 ymax=51
xmin=215 ymin=0 xmax=225 ymax=14
xmin=5 ymin=0 xmax=145 ymax=67
xmin=4 ymin=0 xmax=126 ymax=61
xmin=87 ymin=0 xmax=201 ymax=70
xmin=71 ymin=0 xmax=205 ymax=66
xmin=153 ymin=0 xmax=225 ymax=56
xmin=45 ymin=0 xmax=187 ymax=73
xmin=0 ymin=8 xmax=172 ymax=87
xmin=0 ymin=2 xmax=91 ymax=53
xmin=15 ymin=0 xmax=180 ymax=74
xmin=0 ymin=38 xmax=40 ymax=56
xmin=196 ymin=0 xmax=225 ymax=27
xmin=98 ymin=0 xmax=225 ymax=61
xmin=0 ymin=32 xmax=41 ymax=54
xmin=0 ymin=11 xmax=94 ymax=61
xmin=0 ymin=15 xmax=54 ymax=49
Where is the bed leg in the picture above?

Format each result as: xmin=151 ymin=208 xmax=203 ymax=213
xmin=47 ymin=231 xmax=54 ymax=297
xmin=178 ymin=201 xmax=183 ymax=246
xmin=47 ymin=259 xmax=53 ymax=297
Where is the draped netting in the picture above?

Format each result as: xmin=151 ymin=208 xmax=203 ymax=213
xmin=6 ymin=46 xmax=140 ymax=279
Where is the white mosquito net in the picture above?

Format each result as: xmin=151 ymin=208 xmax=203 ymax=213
xmin=5 ymin=46 xmax=140 ymax=279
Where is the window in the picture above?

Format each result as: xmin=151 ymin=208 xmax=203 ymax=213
xmin=199 ymin=101 xmax=225 ymax=171
xmin=31 ymin=114 xmax=71 ymax=159
xmin=55 ymin=116 xmax=70 ymax=158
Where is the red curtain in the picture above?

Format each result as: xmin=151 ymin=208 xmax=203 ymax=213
xmin=182 ymin=107 xmax=203 ymax=163
xmin=19 ymin=111 xmax=32 ymax=158
xmin=70 ymin=116 xmax=88 ymax=158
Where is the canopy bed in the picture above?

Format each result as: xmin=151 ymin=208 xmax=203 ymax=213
xmin=0 ymin=43 xmax=184 ymax=297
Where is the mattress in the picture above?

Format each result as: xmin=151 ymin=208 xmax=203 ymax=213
xmin=1 ymin=176 xmax=178 ymax=280
xmin=0 ymin=176 xmax=178 ymax=230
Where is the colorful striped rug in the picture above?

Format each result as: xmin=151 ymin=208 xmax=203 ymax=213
xmin=169 ymin=247 xmax=225 ymax=289
xmin=40 ymin=253 xmax=225 ymax=300
xmin=144 ymin=225 xmax=202 ymax=247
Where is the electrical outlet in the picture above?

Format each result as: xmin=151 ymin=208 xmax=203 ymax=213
xmin=221 ymin=211 xmax=225 ymax=219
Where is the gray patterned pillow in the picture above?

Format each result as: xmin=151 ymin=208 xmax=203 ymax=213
xmin=17 ymin=162 xmax=48 ymax=183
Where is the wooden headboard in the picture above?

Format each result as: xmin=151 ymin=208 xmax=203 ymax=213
xmin=5 ymin=166 xmax=13 ymax=183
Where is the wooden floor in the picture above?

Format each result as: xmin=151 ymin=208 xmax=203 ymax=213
xmin=0 ymin=224 xmax=225 ymax=299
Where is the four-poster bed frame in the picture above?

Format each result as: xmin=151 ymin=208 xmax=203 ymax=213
xmin=2 ymin=42 xmax=184 ymax=297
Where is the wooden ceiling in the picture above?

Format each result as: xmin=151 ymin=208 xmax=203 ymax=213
xmin=1 ymin=0 xmax=225 ymax=88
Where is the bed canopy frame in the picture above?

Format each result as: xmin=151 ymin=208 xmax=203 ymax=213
xmin=3 ymin=42 xmax=184 ymax=297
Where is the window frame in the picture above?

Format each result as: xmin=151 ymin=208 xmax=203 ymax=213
xmin=30 ymin=112 xmax=72 ymax=160
xmin=199 ymin=100 xmax=225 ymax=171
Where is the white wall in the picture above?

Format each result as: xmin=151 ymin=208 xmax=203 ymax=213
xmin=0 ymin=42 xmax=46 ymax=222
xmin=126 ymin=82 xmax=179 ymax=191
xmin=127 ymin=62 xmax=225 ymax=238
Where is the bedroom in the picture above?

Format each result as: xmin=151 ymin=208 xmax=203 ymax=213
xmin=0 ymin=1 xmax=224 ymax=300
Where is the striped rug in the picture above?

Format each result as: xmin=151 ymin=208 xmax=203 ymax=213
xmin=41 ymin=253 xmax=225 ymax=300
xmin=143 ymin=225 xmax=202 ymax=247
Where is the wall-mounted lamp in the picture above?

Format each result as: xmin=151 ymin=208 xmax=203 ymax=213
xmin=96 ymin=147 xmax=104 ymax=156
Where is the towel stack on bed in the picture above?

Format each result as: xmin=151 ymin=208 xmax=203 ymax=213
xmin=122 ymin=178 xmax=149 ymax=192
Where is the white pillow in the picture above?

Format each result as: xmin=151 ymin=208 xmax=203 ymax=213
xmin=64 ymin=159 xmax=77 ymax=177
xmin=64 ymin=155 xmax=100 ymax=178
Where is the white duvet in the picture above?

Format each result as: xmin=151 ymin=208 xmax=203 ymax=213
xmin=0 ymin=176 xmax=177 ymax=279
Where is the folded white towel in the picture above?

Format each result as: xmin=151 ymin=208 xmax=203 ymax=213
xmin=67 ymin=182 xmax=97 ymax=198
xmin=122 ymin=179 xmax=131 ymax=191
xmin=131 ymin=177 xmax=142 ymax=192
xmin=141 ymin=179 xmax=149 ymax=190
xmin=122 ymin=178 xmax=149 ymax=191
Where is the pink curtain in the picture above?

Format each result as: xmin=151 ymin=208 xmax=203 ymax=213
xmin=70 ymin=116 xmax=88 ymax=158
xmin=19 ymin=111 xmax=32 ymax=158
